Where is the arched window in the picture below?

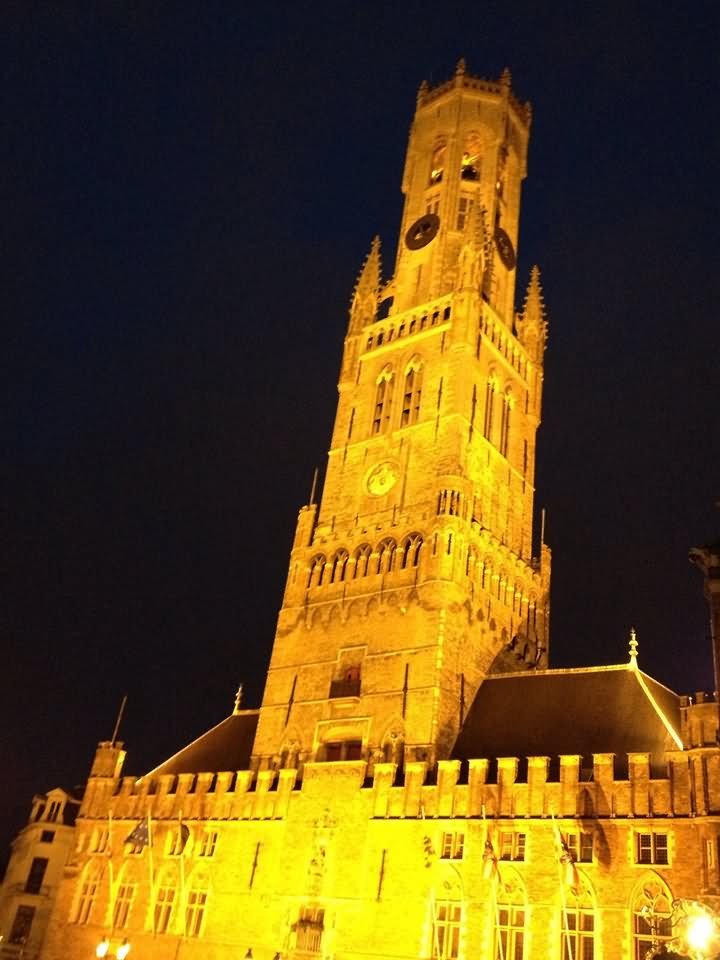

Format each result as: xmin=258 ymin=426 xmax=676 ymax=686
xmin=561 ymin=886 xmax=596 ymax=960
xmin=466 ymin=545 xmax=478 ymax=578
xmin=461 ymin=133 xmax=482 ymax=181
xmin=499 ymin=389 xmax=513 ymax=457
xmin=307 ymin=555 xmax=326 ymax=589
xmin=376 ymin=538 xmax=397 ymax=574
xmin=430 ymin=142 xmax=446 ymax=185
xmin=402 ymin=359 xmax=423 ymax=426
xmin=70 ymin=861 xmax=102 ymax=925
xmin=632 ymin=879 xmax=673 ymax=960
xmin=352 ymin=544 xmax=372 ymax=578
xmin=484 ymin=377 xmax=497 ymax=440
xmin=329 ymin=549 xmax=349 ymax=583
xmin=372 ymin=367 xmax=394 ymax=435
xmin=400 ymin=533 xmax=423 ymax=569
xmin=495 ymin=881 xmax=526 ymax=960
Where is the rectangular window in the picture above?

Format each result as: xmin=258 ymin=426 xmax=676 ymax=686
xmin=92 ymin=829 xmax=109 ymax=854
xmin=562 ymin=910 xmax=594 ymax=960
xmin=40 ymin=830 xmax=55 ymax=844
xmin=25 ymin=857 xmax=49 ymax=894
xmin=426 ymin=196 xmax=440 ymax=216
xmin=199 ymin=830 xmax=218 ymax=858
xmin=185 ymin=889 xmax=208 ymax=938
xmin=74 ymin=875 xmax=99 ymax=924
xmin=154 ymin=886 xmax=176 ymax=934
xmin=499 ymin=832 xmax=526 ymax=862
xmin=456 ymin=196 xmax=473 ymax=231
xmin=567 ymin=832 xmax=594 ymax=863
xmin=47 ymin=801 xmax=61 ymax=822
xmin=636 ymin=832 xmax=669 ymax=865
xmin=440 ymin=832 xmax=465 ymax=860
xmin=297 ymin=906 xmax=324 ymax=953
xmin=432 ymin=901 xmax=462 ymax=960
xmin=496 ymin=906 xmax=524 ymax=960
xmin=9 ymin=905 xmax=35 ymax=945
xmin=113 ymin=883 xmax=135 ymax=929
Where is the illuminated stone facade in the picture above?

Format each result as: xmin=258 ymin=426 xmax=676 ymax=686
xmin=40 ymin=63 xmax=720 ymax=960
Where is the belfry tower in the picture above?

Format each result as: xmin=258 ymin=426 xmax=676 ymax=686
xmin=252 ymin=62 xmax=550 ymax=769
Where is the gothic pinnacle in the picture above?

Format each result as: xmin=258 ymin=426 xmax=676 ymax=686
xmin=455 ymin=57 xmax=467 ymax=76
xmin=515 ymin=265 xmax=548 ymax=360
xmin=349 ymin=236 xmax=382 ymax=333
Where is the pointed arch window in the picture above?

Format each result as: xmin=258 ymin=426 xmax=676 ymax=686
xmin=430 ymin=142 xmax=446 ymax=185
xmin=352 ymin=544 xmax=372 ymax=578
xmin=400 ymin=533 xmax=423 ymax=569
xmin=372 ymin=367 xmax=394 ymax=435
xmin=329 ymin=549 xmax=349 ymax=583
xmin=632 ymin=880 xmax=673 ymax=960
xmin=307 ymin=555 xmax=327 ymax=589
xmin=499 ymin=389 xmax=513 ymax=457
xmin=376 ymin=538 xmax=397 ymax=574
xmin=402 ymin=359 xmax=423 ymax=426
xmin=484 ymin=377 xmax=497 ymax=441
xmin=461 ymin=134 xmax=482 ymax=181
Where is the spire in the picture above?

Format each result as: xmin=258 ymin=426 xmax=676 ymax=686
xmin=455 ymin=57 xmax=467 ymax=77
xmin=349 ymin=236 xmax=381 ymax=334
xmin=515 ymin=265 xmax=548 ymax=361
xmin=233 ymin=684 xmax=244 ymax=714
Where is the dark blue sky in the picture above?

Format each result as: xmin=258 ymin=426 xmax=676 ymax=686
xmin=2 ymin=2 xmax=719 ymax=854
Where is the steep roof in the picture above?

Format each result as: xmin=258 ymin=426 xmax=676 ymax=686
xmin=452 ymin=664 xmax=682 ymax=775
xmin=146 ymin=710 xmax=259 ymax=777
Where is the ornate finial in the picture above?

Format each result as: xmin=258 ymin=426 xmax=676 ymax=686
xmin=500 ymin=66 xmax=512 ymax=87
xmin=629 ymin=628 xmax=639 ymax=668
xmin=455 ymin=57 xmax=467 ymax=77
xmin=233 ymin=684 xmax=244 ymax=714
xmin=515 ymin=265 xmax=548 ymax=361
xmin=416 ymin=79 xmax=429 ymax=105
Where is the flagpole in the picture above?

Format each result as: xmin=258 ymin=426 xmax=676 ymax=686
xmin=179 ymin=809 xmax=187 ymax=940
xmin=482 ymin=807 xmax=505 ymax=960
xmin=147 ymin=812 xmax=156 ymax=936
xmin=553 ymin=818 xmax=574 ymax=960
xmin=107 ymin=810 xmax=115 ymax=932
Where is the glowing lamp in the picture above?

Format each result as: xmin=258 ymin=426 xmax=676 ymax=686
xmin=116 ymin=940 xmax=131 ymax=960
xmin=96 ymin=938 xmax=110 ymax=958
xmin=687 ymin=912 xmax=714 ymax=953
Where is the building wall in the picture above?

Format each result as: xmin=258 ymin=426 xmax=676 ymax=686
xmin=41 ymin=731 xmax=720 ymax=960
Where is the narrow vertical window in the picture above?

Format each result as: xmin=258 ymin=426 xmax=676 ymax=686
xmin=483 ymin=378 xmax=496 ymax=440
xmin=113 ymin=883 xmax=136 ymax=929
xmin=402 ymin=359 xmax=423 ymax=426
xmin=372 ymin=367 xmax=394 ymax=435
xmin=561 ymin=893 xmax=595 ymax=960
xmin=456 ymin=195 xmax=474 ymax=230
xmin=495 ymin=889 xmax=525 ymax=960
xmin=154 ymin=881 xmax=177 ymax=934
xmin=185 ymin=881 xmax=209 ymax=938
xmin=499 ymin=390 xmax=512 ymax=457
xmin=469 ymin=384 xmax=477 ymax=441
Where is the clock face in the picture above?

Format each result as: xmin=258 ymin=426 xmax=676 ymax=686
xmin=405 ymin=213 xmax=440 ymax=250
xmin=366 ymin=461 xmax=399 ymax=496
xmin=494 ymin=225 xmax=516 ymax=270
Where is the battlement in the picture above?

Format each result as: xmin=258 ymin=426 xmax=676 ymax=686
xmin=78 ymin=738 xmax=720 ymax=830
xmin=416 ymin=66 xmax=531 ymax=128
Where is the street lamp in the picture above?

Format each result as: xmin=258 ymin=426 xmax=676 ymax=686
xmin=96 ymin=938 xmax=110 ymax=958
xmin=95 ymin=937 xmax=131 ymax=959
xmin=644 ymin=899 xmax=720 ymax=959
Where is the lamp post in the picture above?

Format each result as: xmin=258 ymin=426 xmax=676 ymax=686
xmin=643 ymin=899 xmax=720 ymax=959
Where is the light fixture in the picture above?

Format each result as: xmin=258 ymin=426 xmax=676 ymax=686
xmin=116 ymin=939 xmax=131 ymax=960
xmin=96 ymin=937 xmax=110 ymax=959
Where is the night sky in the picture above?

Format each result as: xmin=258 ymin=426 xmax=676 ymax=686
xmin=3 ymin=3 xmax=719 ymax=859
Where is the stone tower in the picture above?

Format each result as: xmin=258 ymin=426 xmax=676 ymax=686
xmin=251 ymin=62 xmax=550 ymax=770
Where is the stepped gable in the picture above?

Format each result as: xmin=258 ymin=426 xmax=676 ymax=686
xmin=451 ymin=664 xmax=681 ymax=775
xmin=146 ymin=710 xmax=259 ymax=777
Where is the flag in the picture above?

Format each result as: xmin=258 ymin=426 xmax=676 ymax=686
xmin=553 ymin=821 xmax=581 ymax=895
xmin=178 ymin=822 xmax=190 ymax=854
xmin=482 ymin=827 xmax=500 ymax=882
xmin=125 ymin=820 xmax=151 ymax=850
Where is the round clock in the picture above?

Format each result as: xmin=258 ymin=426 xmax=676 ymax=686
xmin=405 ymin=213 xmax=440 ymax=250
xmin=366 ymin=461 xmax=399 ymax=496
xmin=494 ymin=225 xmax=516 ymax=270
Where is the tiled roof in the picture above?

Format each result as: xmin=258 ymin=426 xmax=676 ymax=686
xmin=146 ymin=710 xmax=259 ymax=777
xmin=452 ymin=665 xmax=681 ymax=775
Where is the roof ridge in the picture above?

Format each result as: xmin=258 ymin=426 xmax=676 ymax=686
xmin=486 ymin=663 xmax=630 ymax=680
xmin=633 ymin=670 xmax=683 ymax=749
